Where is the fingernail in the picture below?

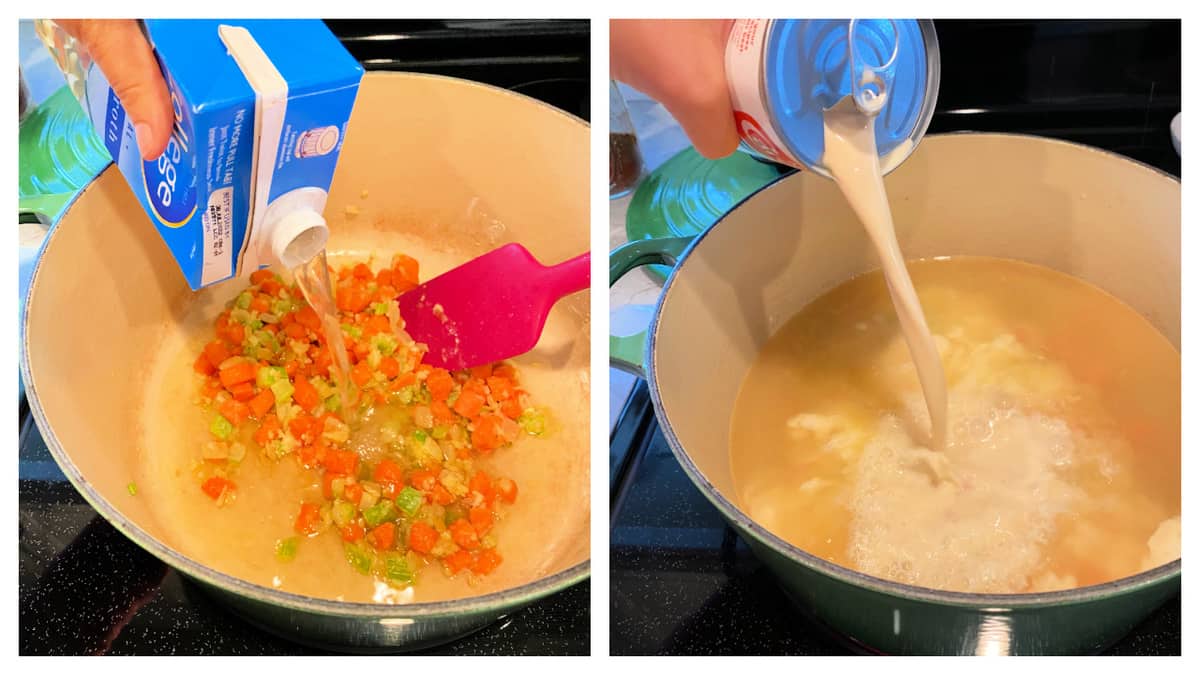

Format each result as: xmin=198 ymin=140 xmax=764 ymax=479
xmin=134 ymin=122 xmax=157 ymax=160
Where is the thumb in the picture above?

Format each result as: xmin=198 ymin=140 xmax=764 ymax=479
xmin=57 ymin=19 xmax=173 ymax=160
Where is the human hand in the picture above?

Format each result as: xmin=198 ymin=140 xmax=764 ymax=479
xmin=610 ymin=19 xmax=739 ymax=159
xmin=55 ymin=19 xmax=173 ymax=160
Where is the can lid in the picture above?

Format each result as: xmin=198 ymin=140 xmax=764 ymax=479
xmin=764 ymin=20 xmax=939 ymax=175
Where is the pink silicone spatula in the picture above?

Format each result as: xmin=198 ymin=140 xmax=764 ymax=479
xmin=396 ymin=244 xmax=590 ymax=370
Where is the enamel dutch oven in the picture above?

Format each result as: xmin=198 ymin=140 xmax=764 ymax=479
xmin=22 ymin=72 xmax=590 ymax=653
xmin=610 ymin=133 xmax=1180 ymax=655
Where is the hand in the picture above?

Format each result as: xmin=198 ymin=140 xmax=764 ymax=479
xmin=55 ymin=19 xmax=173 ymax=160
xmin=610 ymin=19 xmax=739 ymax=160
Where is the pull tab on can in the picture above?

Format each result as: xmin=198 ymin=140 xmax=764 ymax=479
xmin=726 ymin=19 xmax=940 ymax=177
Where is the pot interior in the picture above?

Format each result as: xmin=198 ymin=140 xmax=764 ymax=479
xmin=652 ymin=134 xmax=1180 ymax=564
xmin=24 ymin=72 xmax=590 ymax=605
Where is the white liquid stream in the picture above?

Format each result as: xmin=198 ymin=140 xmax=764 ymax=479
xmin=822 ymin=96 xmax=947 ymax=451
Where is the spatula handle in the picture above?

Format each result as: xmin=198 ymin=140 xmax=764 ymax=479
xmin=543 ymin=251 xmax=591 ymax=300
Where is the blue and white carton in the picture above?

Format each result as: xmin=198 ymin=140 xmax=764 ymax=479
xmin=73 ymin=19 xmax=363 ymax=289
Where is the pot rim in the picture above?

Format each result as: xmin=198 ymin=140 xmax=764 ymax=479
xmin=20 ymin=70 xmax=590 ymax=619
xmin=644 ymin=131 xmax=1181 ymax=608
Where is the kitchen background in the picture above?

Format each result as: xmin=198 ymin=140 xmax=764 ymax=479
xmin=609 ymin=18 xmax=1181 ymax=655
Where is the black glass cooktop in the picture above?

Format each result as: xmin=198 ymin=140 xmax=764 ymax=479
xmin=18 ymin=19 xmax=590 ymax=656
xmin=610 ymin=18 xmax=1180 ymax=656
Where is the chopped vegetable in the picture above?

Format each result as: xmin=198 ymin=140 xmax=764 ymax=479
xmin=275 ymin=536 xmax=299 ymax=562
xmin=126 ymin=482 xmax=138 ymax=496
xmin=395 ymin=486 xmax=423 ymax=516
xmin=209 ymin=414 xmax=234 ymax=440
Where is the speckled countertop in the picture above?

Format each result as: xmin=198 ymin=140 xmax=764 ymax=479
xmin=19 ymin=414 xmax=588 ymax=655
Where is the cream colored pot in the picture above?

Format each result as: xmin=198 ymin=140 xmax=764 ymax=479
xmin=610 ymin=134 xmax=1180 ymax=654
xmin=23 ymin=72 xmax=590 ymax=653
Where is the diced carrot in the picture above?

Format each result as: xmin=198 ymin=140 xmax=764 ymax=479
xmin=366 ymin=522 xmax=395 ymax=550
xmin=202 ymin=378 xmax=224 ymax=399
xmin=425 ymin=369 xmax=454 ymax=401
xmin=444 ymin=549 xmax=473 ymax=575
xmin=260 ymin=279 xmax=283 ymax=296
xmin=462 ymin=378 xmax=488 ymax=398
xmin=468 ymin=506 xmax=494 ymax=535
xmin=254 ymin=414 xmax=281 ymax=445
xmin=293 ymin=377 xmax=321 ymax=413
xmin=375 ymin=268 xmax=394 ymax=288
xmin=343 ymin=482 xmax=364 ymax=506
xmin=219 ymin=360 xmax=257 ymax=388
xmin=472 ymin=548 xmax=502 ymax=575
xmin=364 ymin=314 xmax=390 ymax=336
xmin=222 ymin=321 xmax=246 ymax=345
xmin=312 ymin=348 xmax=333 ymax=375
xmin=453 ymin=389 xmax=486 ymax=419
xmin=284 ymin=359 xmax=300 ymax=377
xmin=324 ymin=449 xmax=359 ymax=476
xmin=228 ymin=381 xmax=256 ymax=402
xmin=352 ymin=262 xmax=373 ymax=280
xmin=262 ymin=323 xmax=279 ymax=335
xmin=408 ymin=521 xmax=438 ymax=554
xmin=487 ymin=376 xmax=515 ymax=401
xmin=494 ymin=477 xmax=518 ymax=504
xmin=297 ymin=442 xmax=327 ymax=468
xmin=194 ymin=353 xmax=216 ymax=376
xmin=471 ymin=415 xmax=502 ymax=452
xmin=449 ymin=518 xmax=480 ymax=550
xmin=392 ymin=254 xmax=419 ymax=286
xmin=204 ymin=340 xmax=232 ymax=368
xmin=431 ymin=483 xmax=454 ymax=506
xmin=248 ymin=389 xmax=275 ymax=419
xmin=294 ymin=502 xmax=321 ymax=535
xmin=250 ymin=295 xmax=271 ymax=313
xmin=250 ymin=269 xmax=275 ymax=285
xmin=379 ymin=357 xmax=400 ymax=379
xmin=219 ymin=399 xmax=251 ymax=426
xmin=201 ymin=476 xmax=235 ymax=500
xmin=289 ymin=414 xmax=323 ymax=443
xmin=408 ymin=469 xmax=437 ymax=492
xmin=470 ymin=364 xmax=494 ymax=379
xmin=284 ymin=322 xmax=308 ymax=340
xmin=492 ymin=364 xmax=518 ymax=381
xmin=322 ymin=473 xmax=338 ymax=499
xmin=500 ymin=398 xmax=523 ymax=420
xmin=336 ymin=282 xmax=371 ymax=313
xmin=469 ymin=471 xmax=495 ymax=506
xmin=340 ymin=522 xmax=365 ymax=542
xmin=373 ymin=459 xmax=405 ymax=489
xmin=295 ymin=305 xmax=323 ymax=332
xmin=430 ymin=400 xmax=456 ymax=423
xmin=350 ymin=361 xmax=372 ymax=387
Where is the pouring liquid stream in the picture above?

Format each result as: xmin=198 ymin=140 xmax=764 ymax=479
xmin=822 ymin=95 xmax=949 ymax=457
xmin=291 ymin=249 xmax=358 ymax=416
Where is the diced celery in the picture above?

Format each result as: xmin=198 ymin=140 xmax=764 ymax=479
xmin=343 ymin=543 xmax=372 ymax=575
xmin=331 ymin=500 xmax=356 ymax=528
xmin=363 ymin=501 xmax=397 ymax=527
xmin=395 ymin=486 xmax=423 ymax=516
xmin=359 ymin=482 xmax=381 ymax=510
xmin=371 ymin=302 xmax=391 ymax=316
xmin=371 ymin=333 xmax=398 ymax=356
xmin=249 ymin=319 xmax=263 ymax=330
xmin=210 ymin=414 xmax=234 ymax=440
xmin=126 ymin=482 xmax=138 ymax=496
xmin=271 ymin=379 xmax=295 ymax=405
xmin=431 ymin=425 xmax=448 ymax=440
xmin=446 ymin=390 xmax=459 ymax=408
xmin=230 ymin=308 xmax=251 ymax=324
xmin=518 ymin=409 xmax=547 ymax=436
xmin=384 ymin=555 xmax=414 ymax=585
xmin=413 ymin=429 xmax=428 ymax=443
xmin=331 ymin=478 xmax=347 ymax=499
xmin=275 ymin=537 xmax=299 ymax=562
xmin=235 ymin=292 xmax=253 ymax=310
xmin=324 ymin=394 xmax=341 ymax=412
xmin=367 ymin=349 xmax=383 ymax=369
xmin=341 ymin=323 xmax=363 ymax=340
xmin=398 ymin=386 xmax=416 ymax=405
xmin=257 ymin=365 xmax=287 ymax=388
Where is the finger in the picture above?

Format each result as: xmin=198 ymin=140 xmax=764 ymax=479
xmin=59 ymin=19 xmax=173 ymax=160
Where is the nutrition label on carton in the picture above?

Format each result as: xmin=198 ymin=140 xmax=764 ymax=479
xmin=202 ymin=187 xmax=234 ymax=286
